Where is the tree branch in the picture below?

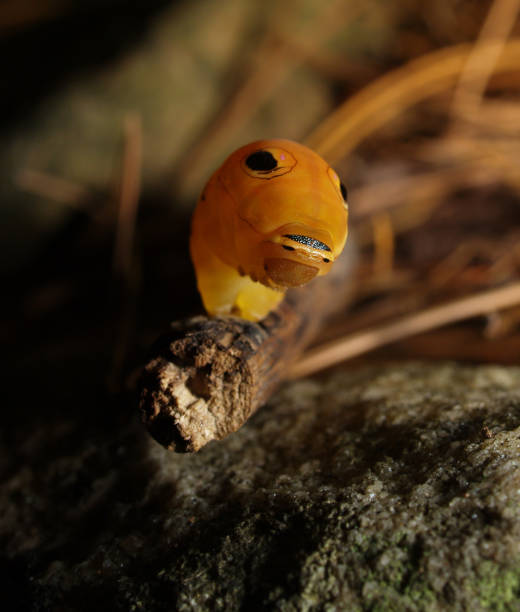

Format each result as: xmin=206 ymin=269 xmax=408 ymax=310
xmin=139 ymin=246 xmax=355 ymax=452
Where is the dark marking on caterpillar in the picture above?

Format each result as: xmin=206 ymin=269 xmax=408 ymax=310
xmin=245 ymin=150 xmax=277 ymax=172
xmin=283 ymin=234 xmax=331 ymax=252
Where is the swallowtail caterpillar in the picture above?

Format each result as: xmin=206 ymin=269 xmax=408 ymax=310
xmin=190 ymin=139 xmax=348 ymax=321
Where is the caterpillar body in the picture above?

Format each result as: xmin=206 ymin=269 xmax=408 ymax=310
xmin=190 ymin=139 xmax=348 ymax=321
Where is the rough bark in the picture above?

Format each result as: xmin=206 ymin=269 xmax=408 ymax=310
xmin=139 ymin=246 xmax=355 ymax=452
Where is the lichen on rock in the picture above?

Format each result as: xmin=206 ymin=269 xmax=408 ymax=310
xmin=1 ymin=363 xmax=520 ymax=610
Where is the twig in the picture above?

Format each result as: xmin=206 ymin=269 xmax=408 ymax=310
xmin=110 ymin=114 xmax=142 ymax=390
xmin=350 ymin=163 xmax=502 ymax=219
xmin=113 ymin=114 xmax=142 ymax=280
xmin=289 ymin=281 xmax=520 ymax=379
xmin=371 ymin=213 xmax=395 ymax=275
xmin=139 ymin=249 xmax=355 ymax=452
xmin=16 ymin=168 xmax=89 ymax=207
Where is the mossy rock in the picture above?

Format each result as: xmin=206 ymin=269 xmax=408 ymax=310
xmin=1 ymin=363 xmax=520 ymax=610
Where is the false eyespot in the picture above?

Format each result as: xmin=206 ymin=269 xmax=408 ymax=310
xmin=241 ymin=147 xmax=297 ymax=179
xmin=190 ymin=139 xmax=349 ymax=321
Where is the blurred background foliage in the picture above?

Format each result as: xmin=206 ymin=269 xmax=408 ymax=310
xmin=0 ymin=0 xmax=495 ymax=268
xmin=2 ymin=0 xmax=520 ymax=387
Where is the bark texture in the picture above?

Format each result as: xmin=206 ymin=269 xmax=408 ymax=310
xmin=139 ymin=248 xmax=355 ymax=452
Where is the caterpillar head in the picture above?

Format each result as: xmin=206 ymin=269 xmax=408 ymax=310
xmin=215 ymin=140 xmax=348 ymax=289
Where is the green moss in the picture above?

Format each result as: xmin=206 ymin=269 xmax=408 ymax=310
xmin=326 ymin=531 xmax=438 ymax=611
xmin=474 ymin=560 xmax=520 ymax=611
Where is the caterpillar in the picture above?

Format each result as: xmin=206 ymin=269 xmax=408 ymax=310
xmin=190 ymin=139 xmax=348 ymax=321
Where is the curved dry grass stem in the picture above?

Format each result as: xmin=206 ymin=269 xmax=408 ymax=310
xmin=451 ymin=0 xmax=520 ymax=120
xmin=289 ymin=282 xmax=520 ymax=379
xmin=306 ymin=39 xmax=520 ymax=164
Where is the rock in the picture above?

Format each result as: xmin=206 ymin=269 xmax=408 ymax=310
xmin=1 ymin=362 xmax=520 ymax=610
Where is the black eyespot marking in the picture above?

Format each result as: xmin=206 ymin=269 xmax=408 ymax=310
xmin=201 ymin=192 xmax=206 ymax=201
xmin=284 ymin=234 xmax=331 ymax=252
xmin=340 ymin=182 xmax=347 ymax=201
xmin=323 ymin=258 xmax=330 ymax=263
xmin=282 ymin=245 xmax=295 ymax=251
xmin=245 ymin=150 xmax=277 ymax=172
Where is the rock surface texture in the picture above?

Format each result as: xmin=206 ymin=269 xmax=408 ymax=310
xmin=2 ymin=363 xmax=520 ymax=610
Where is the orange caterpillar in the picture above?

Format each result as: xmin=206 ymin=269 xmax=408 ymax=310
xmin=190 ymin=139 xmax=348 ymax=321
